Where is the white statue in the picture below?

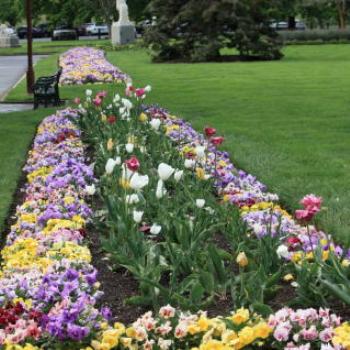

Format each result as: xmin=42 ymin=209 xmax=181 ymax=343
xmin=117 ymin=0 xmax=131 ymax=24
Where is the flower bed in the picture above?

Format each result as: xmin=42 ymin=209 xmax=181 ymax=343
xmin=59 ymin=47 xmax=129 ymax=85
xmin=0 ymin=110 xmax=111 ymax=347
xmin=70 ymin=85 xmax=349 ymax=348
xmin=1 ymin=54 xmax=350 ymax=348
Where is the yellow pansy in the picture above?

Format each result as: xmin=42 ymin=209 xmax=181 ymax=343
xmin=230 ymin=308 xmax=250 ymax=325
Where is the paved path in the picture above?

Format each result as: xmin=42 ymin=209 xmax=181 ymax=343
xmin=0 ymin=55 xmax=46 ymax=101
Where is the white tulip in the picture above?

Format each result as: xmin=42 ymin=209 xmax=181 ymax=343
xmin=156 ymin=179 xmax=167 ymax=199
xmin=145 ymin=85 xmax=152 ymax=92
xmin=130 ymin=173 xmax=149 ymax=190
xmin=122 ymin=98 xmax=133 ymax=110
xmin=158 ymin=163 xmax=175 ymax=181
xmin=105 ymin=158 xmax=117 ymax=174
xmin=113 ymin=94 xmax=121 ymax=103
xmin=174 ymin=170 xmax=184 ymax=182
xmin=150 ymin=224 xmax=162 ymax=235
xmin=140 ymin=146 xmax=147 ymax=153
xmin=195 ymin=146 xmax=206 ymax=159
xmin=122 ymin=166 xmax=133 ymax=180
xmin=86 ymin=89 xmax=92 ymax=97
xmin=125 ymin=143 xmax=134 ymax=153
xmin=126 ymin=193 xmax=140 ymax=205
xmin=196 ymin=199 xmax=206 ymax=208
xmin=85 ymin=184 xmax=96 ymax=195
xmin=184 ymin=159 xmax=196 ymax=169
xmin=115 ymin=156 xmax=122 ymax=165
xmin=133 ymin=210 xmax=144 ymax=223
xmin=150 ymin=118 xmax=161 ymax=131
xmin=276 ymin=245 xmax=290 ymax=259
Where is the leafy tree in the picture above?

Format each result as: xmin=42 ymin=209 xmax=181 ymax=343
xmin=0 ymin=0 xmax=21 ymax=26
xmin=144 ymin=0 xmax=283 ymax=62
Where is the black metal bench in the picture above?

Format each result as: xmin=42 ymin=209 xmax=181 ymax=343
xmin=33 ymin=67 xmax=62 ymax=109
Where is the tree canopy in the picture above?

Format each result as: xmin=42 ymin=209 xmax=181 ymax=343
xmin=144 ymin=0 xmax=283 ymax=62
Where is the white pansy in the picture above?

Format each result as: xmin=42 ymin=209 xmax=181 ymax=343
xmin=195 ymin=146 xmax=206 ymax=159
xmin=150 ymin=118 xmax=161 ymax=131
xmin=196 ymin=199 xmax=205 ymax=208
xmin=184 ymin=159 xmax=196 ymax=169
xmin=130 ymin=173 xmax=149 ymax=190
xmin=150 ymin=224 xmax=162 ymax=235
xmin=86 ymin=89 xmax=92 ymax=97
xmin=126 ymin=194 xmax=140 ymax=205
xmin=125 ymin=143 xmax=134 ymax=153
xmin=158 ymin=163 xmax=175 ymax=181
xmin=156 ymin=179 xmax=167 ymax=199
xmin=204 ymin=174 xmax=211 ymax=180
xmin=276 ymin=245 xmax=290 ymax=259
xmin=105 ymin=158 xmax=117 ymax=174
xmin=85 ymin=184 xmax=96 ymax=195
xmin=133 ymin=210 xmax=144 ymax=223
xmin=174 ymin=170 xmax=184 ymax=182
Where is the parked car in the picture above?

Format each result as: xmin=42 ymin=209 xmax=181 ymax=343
xmin=36 ymin=23 xmax=51 ymax=37
xmin=17 ymin=26 xmax=42 ymax=39
xmin=270 ymin=20 xmax=306 ymax=31
xmin=85 ymin=23 xmax=109 ymax=35
xmin=52 ymin=26 xmax=78 ymax=41
xmin=77 ymin=23 xmax=94 ymax=36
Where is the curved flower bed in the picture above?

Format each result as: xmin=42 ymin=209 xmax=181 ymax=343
xmin=59 ymin=47 xmax=129 ymax=85
xmin=143 ymin=105 xmax=350 ymax=265
xmin=0 ymin=110 xmax=111 ymax=348
xmin=0 ymin=106 xmax=347 ymax=350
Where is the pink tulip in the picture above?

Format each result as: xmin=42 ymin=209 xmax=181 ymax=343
xmin=93 ymin=97 xmax=102 ymax=107
xmin=300 ymin=194 xmax=322 ymax=212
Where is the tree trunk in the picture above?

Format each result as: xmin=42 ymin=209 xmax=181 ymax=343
xmin=336 ymin=0 xmax=347 ymax=29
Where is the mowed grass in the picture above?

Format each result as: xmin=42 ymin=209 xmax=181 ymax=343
xmin=0 ymin=108 xmax=57 ymax=233
xmin=0 ymin=39 xmax=111 ymax=56
xmin=5 ymin=44 xmax=350 ymax=245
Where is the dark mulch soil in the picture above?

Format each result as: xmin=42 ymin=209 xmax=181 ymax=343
xmin=88 ymin=225 xmax=147 ymax=324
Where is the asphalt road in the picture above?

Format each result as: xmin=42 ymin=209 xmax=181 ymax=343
xmin=0 ymin=55 xmax=46 ymax=101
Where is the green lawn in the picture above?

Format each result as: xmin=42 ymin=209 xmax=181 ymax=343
xmin=0 ymin=39 xmax=111 ymax=56
xmin=0 ymin=108 xmax=57 ymax=233
xmin=4 ymin=44 xmax=350 ymax=245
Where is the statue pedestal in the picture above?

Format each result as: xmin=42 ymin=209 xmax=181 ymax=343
xmin=111 ymin=21 xmax=135 ymax=46
xmin=0 ymin=33 xmax=20 ymax=48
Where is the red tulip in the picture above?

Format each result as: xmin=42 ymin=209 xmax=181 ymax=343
xmin=204 ymin=127 xmax=216 ymax=137
xmin=135 ymin=88 xmax=146 ymax=98
xmin=126 ymin=156 xmax=140 ymax=172
xmin=107 ymin=115 xmax=117 ymax=124
xmin=286 ymin=236 xmax=301 ymax=246
xmin=210 ymin=136 xmax=224 ymax=146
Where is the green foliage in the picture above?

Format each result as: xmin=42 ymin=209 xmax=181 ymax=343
xmin=0 ymin=0 xmax=21 ymax=26
xmin=144 ymin=0 xmax=283 ymax=62
xmin=281 ymin=29 xmax=350 ymax=44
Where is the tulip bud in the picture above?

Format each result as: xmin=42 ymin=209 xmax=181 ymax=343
xmin=133 ymin=210 xmax=144 ymax=223
xmin=125 ymin=143 xmax=134 ymax=153
xmin=236 ymin=252 xmax=248 ymax=267
xmin=196 ymin=199 xmax=205 ymax=208
xmin=150 ymin=224 xmax=162 ymax=235
xmin=174 ymin=170 xmax=184 ymax=182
